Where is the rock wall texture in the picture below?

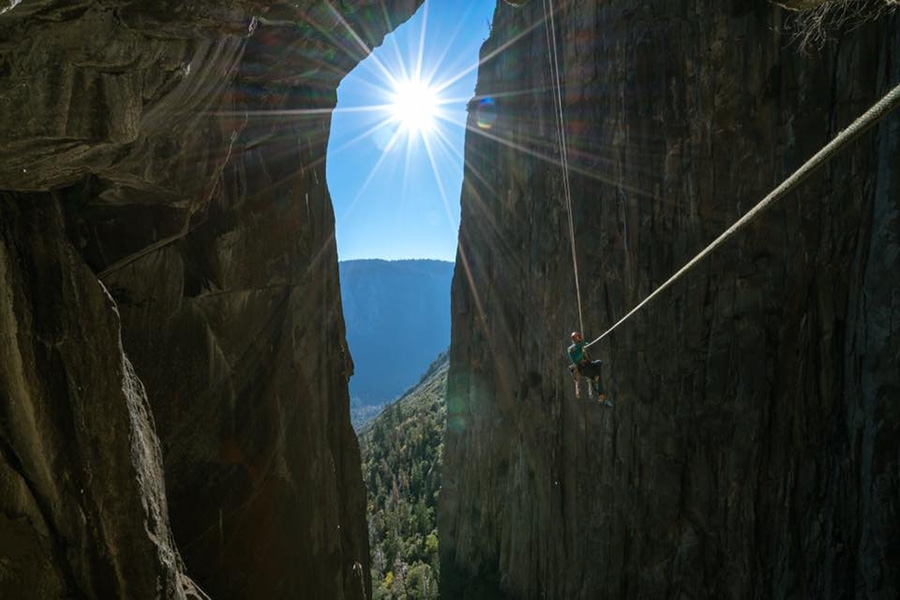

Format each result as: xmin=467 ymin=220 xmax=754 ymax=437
xmin=0 ymin=195 xmax=205 ymax=600
xmin=0 ymin=1 xmax=420 ymax=598
xmin=441 ymin=2 xmax=899 ymax=599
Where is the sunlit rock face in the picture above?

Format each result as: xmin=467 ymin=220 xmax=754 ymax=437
xmin=441 ymin=1 xmax=898 ymax=598
xmin=0 ymin=1 xmax=421 ymax=599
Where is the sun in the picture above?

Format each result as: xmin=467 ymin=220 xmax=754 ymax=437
xmin=389 ymin=78 xmax=441 ymax=135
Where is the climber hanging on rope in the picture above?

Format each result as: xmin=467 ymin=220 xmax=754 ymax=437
xmin=567 ymin=332 xmax=612 ymax=407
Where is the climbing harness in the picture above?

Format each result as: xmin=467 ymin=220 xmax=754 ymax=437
xmin=583 ymin=81 xmax=900 ymax=349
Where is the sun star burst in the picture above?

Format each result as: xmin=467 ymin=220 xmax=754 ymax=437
xmin=389 ymin=78 xmax=441 ymax=134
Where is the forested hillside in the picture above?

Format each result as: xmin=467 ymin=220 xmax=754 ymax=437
xmin=340 ymin=259 xmax=453 ymax=425
xmin=359 ymin=353 xmax=448 ymax=599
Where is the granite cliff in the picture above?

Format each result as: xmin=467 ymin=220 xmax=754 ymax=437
xmin=441 ymin=1 xmax=899 ymax=598
xmin=0 ymin=1 xmax=421 ymax=598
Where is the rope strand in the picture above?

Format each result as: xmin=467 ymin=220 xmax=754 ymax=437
xmin=585 ymin=81 xmax=900 ymax=349
xmin=543 ymin=0 xmax=584 ymax=334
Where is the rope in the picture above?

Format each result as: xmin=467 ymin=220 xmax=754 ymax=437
xmin=542 ymin=0 xmax=584 ymax=334
xmin=586 ymin=81 xmax=900 ymax=349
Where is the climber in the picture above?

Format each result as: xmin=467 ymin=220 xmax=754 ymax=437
xmin=567 ymin=331 xmax=612 ymax=407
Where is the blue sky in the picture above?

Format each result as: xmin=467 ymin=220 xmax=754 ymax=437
xmin=327 ymin=0 xmax=497 ymax=262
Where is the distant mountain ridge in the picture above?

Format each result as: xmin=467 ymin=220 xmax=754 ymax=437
xmin=339 ymin=259 xmax=453 ymax=417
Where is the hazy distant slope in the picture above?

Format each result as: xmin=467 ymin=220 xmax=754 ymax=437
xmin=359 ymin=353 xmax=448 ymax=599
xmin=340 ymin=259 xmax=453 ymax=408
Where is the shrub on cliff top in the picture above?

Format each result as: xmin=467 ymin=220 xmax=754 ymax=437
xmin=780 ymin=0 xmax=898 ymax=48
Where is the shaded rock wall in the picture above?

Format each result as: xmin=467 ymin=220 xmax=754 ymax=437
xmin=441 ymin=1 xmax=899 ymax=598
xmin=0 ymin=1 xmax=421 ymax=598
xmin=0 ymin=194 xmax=203 ymax=600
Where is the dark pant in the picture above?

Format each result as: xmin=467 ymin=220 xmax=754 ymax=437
xmin=577 ymin=361 xmax=604 ymax=391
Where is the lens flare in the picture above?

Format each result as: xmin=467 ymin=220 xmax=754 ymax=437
xmin=475 ymin=97 xmax=497 ymax=130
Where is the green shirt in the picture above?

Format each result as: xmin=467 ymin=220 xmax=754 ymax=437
xmin=568 ymin=341 xmax=586 ymax=365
